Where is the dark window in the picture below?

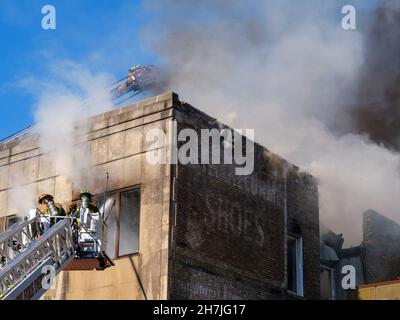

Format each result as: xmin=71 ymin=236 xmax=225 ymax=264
xmin=287 ymin=238 xmax=297 ymax=292
xmin=320 ymin=267 xmax=335 ymax=300
xmin=119 ymin=189 xmax=140 ymax=256
xmin=0 ymin=215 xmax=19 ymax=233
xmin=287 ymin=236 xmax=303 ymax=296
xmin=6 ymin=215 xmax=19 ymax=228
xmin=96 ymin=187 xmax=140 ymax=260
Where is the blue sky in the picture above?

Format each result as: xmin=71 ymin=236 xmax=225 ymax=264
xmin=0 ymin=0 xmax=155 ymax=140
xmin=0 ymin=0 xmax=379 ymax=140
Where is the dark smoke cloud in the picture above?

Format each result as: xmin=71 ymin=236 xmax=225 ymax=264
xmin=141 ymin=0 xmax=400 ymax=245
xmin=351 ymin=2 xmax=400 ymax=150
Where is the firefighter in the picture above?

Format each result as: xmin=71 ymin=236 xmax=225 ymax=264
xmin=127 ymin=65 xmax=141 ymax=85
xmin=67 ymin=189 xmax=101 ymax=257
xmin=38 ymin=193 xmax=66 ymax=217
xmin=37 ymin=193 xmax=66 ymax=232
xmin=67 ymin=189 xmax=99 ymax=216
xmin=129 ymin=65 xmax=141 ymax=73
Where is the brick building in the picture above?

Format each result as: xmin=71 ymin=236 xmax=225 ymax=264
xmin=0 ymin=92 xmax=320 ymax=299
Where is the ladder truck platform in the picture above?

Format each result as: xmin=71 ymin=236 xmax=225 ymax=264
xmin=0 ymin=214 xmax=112 ymax=300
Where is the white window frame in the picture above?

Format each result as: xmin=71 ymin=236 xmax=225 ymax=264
xmin=288 ymin=235 xmax=304 ymax=297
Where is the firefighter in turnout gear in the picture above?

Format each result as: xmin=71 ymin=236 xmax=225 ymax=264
xmin=127 ymin=65 xmax=141 ymax=84
xmin=67 ymin=189 xmax=100 ymax=216
xmin=67 ymin=189 xmax=101 ymax=257
xmin=37 ymin=193 xmax=66 ymax=233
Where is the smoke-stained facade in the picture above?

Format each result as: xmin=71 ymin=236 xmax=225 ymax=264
xmin=0 ymin=92 xmax=319 ymax=299
xmin=170 ymin=102 xmax=320 ymax=299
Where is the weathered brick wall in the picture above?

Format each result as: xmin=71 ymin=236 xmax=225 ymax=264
xmin=286 ymin=168 xmax=320 ymax=299
xmin=169 ymin=102 xmax=320 ymax=300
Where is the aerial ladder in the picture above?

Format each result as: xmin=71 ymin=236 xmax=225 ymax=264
xmin=1 ymin=64 xmax=160 ymax=145
xmin=0 ymin=210 xmax=110 ymax=300
xmin=0 ymin=64 xmax=159 ymax=299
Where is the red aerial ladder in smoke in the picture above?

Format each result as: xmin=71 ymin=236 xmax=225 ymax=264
xmin=110 ymin=64 xmax=160 ymax=105
xmin=0 ymin=64 xmax=161 ymax=144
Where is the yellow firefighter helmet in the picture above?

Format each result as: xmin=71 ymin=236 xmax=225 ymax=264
xmin=38 ymin=193 xmax=53 ymax=204
xmin=80 ymin=189 xmax=92 ymax=198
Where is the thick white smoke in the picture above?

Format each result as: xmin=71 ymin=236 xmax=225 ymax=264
xmin=6 ymin=61 xmax=115 ymax=215
xmin=33 ymin=61 xmax=113 ymax=190
xmin=8 ymin=175 xmax=37 ymax=217
xmin=34 ymin=61 xmax=112 ymax=181
xmin=142 ymin=0 xmax=400 ymax=244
